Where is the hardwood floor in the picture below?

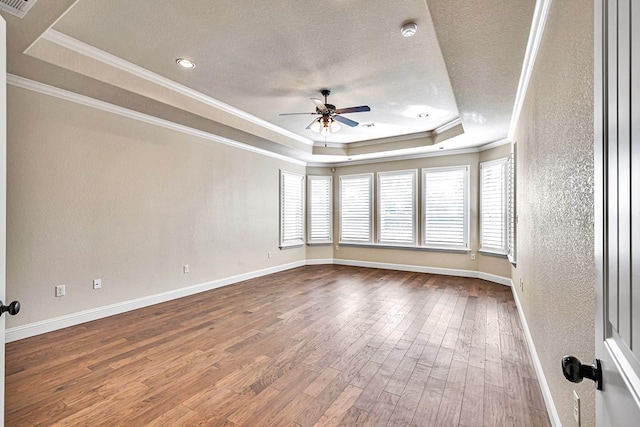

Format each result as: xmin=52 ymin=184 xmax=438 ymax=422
xmin=6 ymin=265 xmax=551 ymax=426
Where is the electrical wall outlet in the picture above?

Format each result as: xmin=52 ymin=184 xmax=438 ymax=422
xmin=573 ymin=390 xmax=581 ymax=426
xmin=470 ymin=253 xmax=476 ymax=260
xmin=335 ymin=245 xmax=339 ymax=251
xmin=93 ymin=279 xmax=102 ymax=290
xmin=268 ymin=251 xmax=272 ymax=258
xmin=520 ymin=278 xmax=524 ymax=291
xmin=183 ymin=265 xmax=190 ymax=274
xmin=55 ymin=285 xmax=65 ymax=297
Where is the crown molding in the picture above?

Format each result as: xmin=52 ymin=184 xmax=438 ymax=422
xmin=314 ymin=117 xmax=463 ymax=151
xmin=8 ymin=74 xmax=306 ymax=166
xmin=306 ymin=146 xmax=480 ymax=168
xmin=39 ymin=29 xmax=314 ymax=147
xmin=508 ymin=0 xmax=553 ymax=140
xmin=478 ymin=138 xmax=511 ymax=151
xmin=433 ymin=117 xmax=463 ymax=135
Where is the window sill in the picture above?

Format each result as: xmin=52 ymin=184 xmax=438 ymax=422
xmin=479 ymin=249 xmax=508 ymax=258
xmin=338 ymin=242 xmax=470 ymax=254
xmin=279 ymin=243 xmax=304 ymax=250
xmin=306 ymin=242 xmax=333 ymax=246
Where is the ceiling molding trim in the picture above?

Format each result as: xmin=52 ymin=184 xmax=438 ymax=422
xmin=508 ymin=0 xmax=553 ymax=140
xmin=306 ymin=147 xmax=480 ymax=168
xmin=336 ymin=117 xmax=461 ymax=150
xmin=313 ymin=141 xmax=346 ymax=149
xmin=346 ymin=131 xmax=433 ymax=149
xmin=433 ymin=117 xmax=463 ymax=135
xmin=7 ymin=74 xmax=306 ymax=166
xmin=478 ymin=138 xmax=511 ymax=151
xmin=39 ymin=29 xmax=314 ymax=147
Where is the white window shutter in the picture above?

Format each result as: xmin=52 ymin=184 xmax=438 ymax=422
xmin=480 ymin=159 xmax=508 ymax=254
xmin=340 ymin=174 xmax=373 ymax=243
xmin=507 ymin=152 xmax=517 ymax=263
xmin=279 ymin=170 xmax=304 ymax=248
xmin=307 ymin=176 xmax=332 ymax=244
xmin=422 ymin=166 xmax=469 ymax=250
xmin=378 ymin=170 xmax=417 ymax=245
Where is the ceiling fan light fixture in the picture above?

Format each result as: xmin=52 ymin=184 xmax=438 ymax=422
xmin=314 ymin=117 xmax=341 ymax=136
xmin=176 ymin=58 xmax=196 ymax=69
xmin=310 ymin=119 xmax=322 ymax=133
xmin=401 ymin=22 xmax=418 ymax=37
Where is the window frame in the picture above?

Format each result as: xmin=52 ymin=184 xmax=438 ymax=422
xmin=421 ymin=165 xmax=470 ymax=251
xmin=376 ymin=169 xmax=418 ymax=246
xmin=279 ymin=170 xmax=305 ymax=249
xmin=339 ymin=173 xmax=374 ymax=244
xmin=307 ymin=175 xmax=333 ymax=244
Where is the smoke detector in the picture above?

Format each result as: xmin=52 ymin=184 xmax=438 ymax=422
xmin=0 ymin=0 xmax=38 ymax=18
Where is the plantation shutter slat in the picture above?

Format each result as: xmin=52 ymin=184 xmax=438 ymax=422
xmin=378 ymin=170 xmax=417 ymax=245
xmin=480 ymin=159 xmax=507 ymax=254
xmin=308 ymin=176 xmax=332 ymax=243
xmin=507 ymin=152 xmax=516 ymax=262
xmin=280 ymin=170 xmax=304 ymax=247
xmin=340 ymin=174 xmax=373 ymax=243
xmin=423 ymin=166 xmax=469 ymax=250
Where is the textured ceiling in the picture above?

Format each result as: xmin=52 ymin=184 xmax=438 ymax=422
xmin=1 ymin=0 xmax=536 ymax=163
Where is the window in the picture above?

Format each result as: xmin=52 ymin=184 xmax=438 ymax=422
xmin=480 ymin=158 xmax=508 ymax=254
xmin=422 ymin=166 xmax=469 ymax=250
xmin=339 ymin=173 xmax=373 ymax=243
xmin=377 ymin=170 xmax=417 ymax=245
xmin=279 ymin=170 xmax=304 ymax=248
xmin=507 ymin=150 xmax=517 ymax=263
xmin=307 ymin=175 xmax=332 ymax=244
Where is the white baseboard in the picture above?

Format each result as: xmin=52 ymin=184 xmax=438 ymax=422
xmin=6 ymin=260 xmax=306 ymax=343
xmin=304 ymin=258 xmax=335 ymax=265
xmin=330 ymin=258 xmax=512 ymax=286
xmin=509 ymin=281 xmax=561 ymax=426
xmin=6 ymin=258 xmax=511 ymax=342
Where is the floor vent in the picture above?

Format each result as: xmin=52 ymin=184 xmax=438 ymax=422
xmin=0 ymin=0 xmax=38 ymax=18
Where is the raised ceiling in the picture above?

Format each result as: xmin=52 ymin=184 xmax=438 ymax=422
xmin=2 ymin=0 xmax=536 ymax=164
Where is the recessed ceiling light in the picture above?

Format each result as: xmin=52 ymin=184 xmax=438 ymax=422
xmin=418 ymin=112 xmax=429 ymax=118
xmin=401 ymin=22 xmax=418 ymax=37
xmin=176 ymin=58 xmax=196 ymax=69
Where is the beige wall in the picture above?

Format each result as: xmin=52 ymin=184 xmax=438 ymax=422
xmin=511 ymin=0 xmax=595 ymax=425
xmin=6 ymin=86 xmax=306 ymax=328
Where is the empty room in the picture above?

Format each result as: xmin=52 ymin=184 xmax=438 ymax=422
xmin=0 ymin=0 xmax=636 ymax=426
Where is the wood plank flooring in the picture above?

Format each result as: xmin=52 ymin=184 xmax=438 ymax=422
xmin=5 ymin=265 xmax=551 ymax=426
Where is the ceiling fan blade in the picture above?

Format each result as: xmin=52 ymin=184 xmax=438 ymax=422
xmin=279 ymin=112 xmax=318 ymax=116
xmin=306 ymin=118 xmax=320 ymax=129
xmin=312 ymin=98 xmax=329 ymax=113
xmin=333 ymin=114 xmax=359 ymax=127
xmin=333 ymin=105 xmax=371 ymax=115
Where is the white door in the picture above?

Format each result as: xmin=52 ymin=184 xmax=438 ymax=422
xmin=0 ymin=15 xmax=6 ymax=426
xmin=594 ymin=0 xmax=640 ymax=425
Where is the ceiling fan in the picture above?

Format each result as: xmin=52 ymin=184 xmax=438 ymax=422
xmin=279 ymin=89 xmax=370 ymax=135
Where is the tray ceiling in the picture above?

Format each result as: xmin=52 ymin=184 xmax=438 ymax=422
xmin=2 ymin=0 xmax=536 ymax=163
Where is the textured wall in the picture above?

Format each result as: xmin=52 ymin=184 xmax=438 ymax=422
xmin=511 ymin=0 xmax=595 ymax=425
xmin=6 ymin=86 xmax=306 ymax=327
